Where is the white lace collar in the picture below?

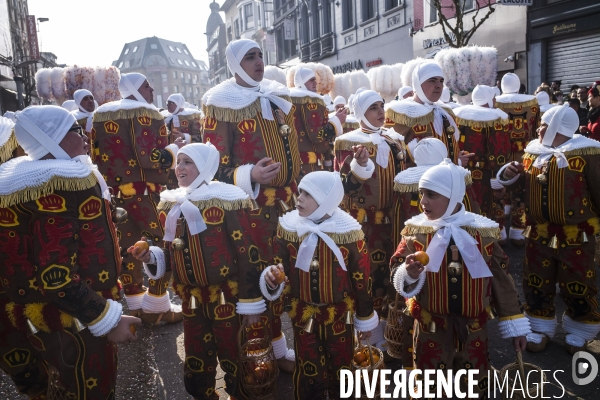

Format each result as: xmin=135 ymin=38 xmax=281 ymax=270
xmin=386 ymin=99 xmax=451 ymax=118
xmin=454 ymin=105 xmax=508 ymax=122
xmin=96 ymin=98 xmax=158 ymax=113
xmin=495 ymin=93 xmax=536 ymax=104
xmin=160 ymin=181 xmax=248 ymax=203
xmin=0 ymin=117 xmax=14 ymax=148
xmin=525 ymin=135 xmax=600 ymax=155
xmin=279 ymin=209 xmax=362 ymax=236
xmin=202 ymin=78 xmax=290 ymax=110
xmin=289 ymin=87 xmax=323 ymax=100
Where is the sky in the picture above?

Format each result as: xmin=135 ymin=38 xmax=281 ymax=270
xmin=27 ymin=0 xmax=225 ymax=67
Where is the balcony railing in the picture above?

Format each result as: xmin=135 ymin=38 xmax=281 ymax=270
xmin=321 ymin=32 xmax=334 ymax=55
xmin=300 ymin=43 xmax=311 ymax=62
xmin=310 ymin=39 xmax=321 ymax=61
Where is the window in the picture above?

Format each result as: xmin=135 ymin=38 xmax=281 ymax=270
xmin=180 ymin=72 xmax=184 ymax=78
xmin=342 ymin=0 xmax=354 ymax=30
xmin=169 ymin=57 xmax=177 ymax=64
xmin=183 ymin=49 xmax=189 ymax=55
xmin=184 ymin=60 xmax=190 ymax=66
xmin=150 ymin=44 xmax=158 ymax=49
xmin=386 ymin=0 xmax=400 ymax=10
xmin=124 ymin=60 xmax=130 ymax=68
xmin=187 ymin=73 xmax=191 ymax=79
xmin=161 ymin=73 xmax=168 ymax=82
xmin=195 ymin=87 xmax=199 ymax=93
xmin=194 ymin=74 xmax=198 ymax=80
xmin=173 ymin=71 xmax=177 ymax=79
xmin=362 ymin=0 xmax=376 ymax=21
xmin=168 ymin=45 xmax=175 ymax=51
xmin=426 ymin=0 xmax=438 ymax=24
xmin=234 ymin=19 xmax=240 ymax=38
xmin=276 ymin=24 xmax=298 ymax=63
xmin=133 ymin=45 xmax=138 ymax=52
xmin=177 ymin=59 xmax=183 ymax=65
xmin=163 ymin=86 xmax=169 ymax=93
xmin=310 ymin=0 xmax=320 ymax=40
xmin=124 ymin=48 xmax=129 ymax=55
xmin=174 ymin=85 xmax=178 ymax=92
xmin=463 ymin=0 xmax=474 ymax=11
xmin=191 ymin=61 xmax=198 ymax=67
xmin=176 ymin=47 xmax=182 ymax=53
xmin=182 ymin=87 xmax=186 ymax=94
xmin=323 ymin=1 xmax=331 ymax=34
xmin=118 ymin=61 xmax=123 ymax=68
xmin=244 ymin=3 xmax=254 ymax=30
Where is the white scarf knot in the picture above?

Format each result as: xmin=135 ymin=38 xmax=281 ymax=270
xmin=163 ymin=188 xmax=209 ymax=242
xmin=296 ymin=217 xmax=346 ymax=272
xmin=368 ymin=131 xmax=391 ymax=168
xmin=533 ymin=148 xmax=569 ymax=169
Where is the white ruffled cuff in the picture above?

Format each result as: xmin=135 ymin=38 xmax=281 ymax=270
xmin=509 ymin=227 xmax=525 ymax=240
xmin=328 ymin=116 xmax=343 ymax=137
xmin=88 ymin=299 xmax=123 ymax=337
xmin=350 ymin=158 xmax=375 ymax=180
xmin=184 ymin=133 xmax=191 ymax=144
xmin=354 ymin=311 xmax=379 ymax=332
xmin=393 ymin=263 xmax=426 ymax=298
xmin=272 ymin=333 xmax=289 ymax=359
xmin=124 ymin=293 xmax=144 ymax=310
xmin=284 ymin=348 xmax=295 ymax=361
xmin=259 ymin=267 xmax=284 ymax=301
xmin=490 ymin=178 xmax=503 ymax=190
xmin=323 ymin=160 xmax=333 ymax=167
xmin=496 ymin=163 xmax=520 ymax=186
xmin=143 ymin=246 xmax=166 ymax=280
xmin=236 ymin=298 xmax=267 ymax=315
xmin=235 ymin=164 xmax=260 ymax=199
xmin=498 ymin=316 xmax=531 ymax=338
xmin=165 ymin=143 xmax=180 ymax=169
xmin=525 ymin=312 xmax=557 ymax=338
xmin=142 ymin=292 xmax=171 ymax=313
xmin=562 ymin=314 xmax=600 ymax=341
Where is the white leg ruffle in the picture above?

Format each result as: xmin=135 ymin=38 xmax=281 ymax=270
xmin=525 ymin=312 xmax=557 ymax=338
xmin=125 ymin=293 xmax=144 ymax=310
xmin=361 ymin=319 xmax=385 ymax=345
xmin=563 ymin=314 xmax=600 ymax=347
xmin=272 ymin=333 xmax=289 ymax=359
xmin=142 ymin=292 xmax=180 ymax=313
xmin=509 ymin=227 xmax=525 ymax=240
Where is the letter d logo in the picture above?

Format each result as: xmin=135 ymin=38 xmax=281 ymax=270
xmin=572 ymin=351 xmax=598 ymax=385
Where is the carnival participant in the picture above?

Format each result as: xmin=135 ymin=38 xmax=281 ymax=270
xmin=497 ymin=105 xmax=600 ymax=354
xmin=495 ymin=73 xmax=540 ymax=246
xmin=334 ymin=88 xmax=405 ymax=351
xmin=441 ymin=87 xmax=460 ymax=109
xmin=202 ymin=38 xmax=297 ymax=372
xmin=0 ymin=106 xmax=140 ymax=398
xmin=393 ymin=159 xmax=529 ymax=396
xmin=397 ymin=86 xmax=414 ymax=100
xmin=93 ymin=73 xmax=184 ymax=323
xmin=454 ymin=85 xmax=510 ymax=240
xmin=129 ymin=143 xmax=263 ymax=399
xmin=535 ymin=91 xmax=557 ymax=118
xmin=290 ymin=67 xmax=345 ymax=177
xmin=61 ymin=99 xmax=78 ymax=112
xmin=341 ymin=94 xmax=360 ymax=134
xmin=384 ymin=61 xmax=469 ymax=166
xmin=580 ymin=81 xmax=600 ymax=141
xmin=72 ymin=89 xmax=98 ymax=160
xmin=262 ymin=171 xmax=376 ymax=400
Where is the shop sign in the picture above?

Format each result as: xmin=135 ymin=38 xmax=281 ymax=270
xmin=366 ymin=59 xmax=383 ymax=67
xmin=331 ymin=60 xmax=363 ymax=74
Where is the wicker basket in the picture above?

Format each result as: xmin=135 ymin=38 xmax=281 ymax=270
xmin=238 ymin=326 xmax=279 ymax=400
xmin=383 ymin=293 xmax=404 ymax=359
xmin=499 ymin=351 xmax=546 ymax=400
xmin=352 ymin=338 xmax=386 ymax=400
xmin=47 ymin=366 xmax=69 ymax=400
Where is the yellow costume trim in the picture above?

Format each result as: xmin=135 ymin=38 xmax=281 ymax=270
xmin=238 ymin=297 xmax=264 ymax=303
xmin=0 ymin=133 xmax=18 ymax=164
xmin=385 ymin=109 xmax=435 ymax=127
xmin=174 ymin=280 xmax=239 ymax=304
xmin=88 ymin=301 xmax=110 ymax=326
xmin=531 ymin=217 xmax=600 ymax=240
xmin=157 ymin=198 xmax=253 ymax=212
xmin=203 ymin=96 xmax=293 ymax=123
xmin=291 ymin=96 xmax=326 ymax=107
xmin=93 ymin=107 xmax=163 ymax=122
xmin=523 ymin=146 xmax=600 ymax=162
xmin=455 ymin=117 xmax=509 ymax=129
xmin=498 ymin=314 xmax=526 ymax=322
xmin=343 ymin=121 xmax=360 ymax=130
xmin=0 ymin=173 xmax=98 ymax=208
xmin=333 ymin=140 xmax=377 ymax=152
xmin=118 ymin=183 xmax=136 ymax=197
xmin=401 ymin=224 xmax=500 ymax=239
xmin=288 ymin=296 xmax=355 ymax=325
xmin=406 ymin=298 xmax=432 ymax=325
xmin=277 ymin=224 xmax=365 ymax=244
xmin=356 ymin=311 xmax=374 ymax=321
xmin=496 ymin=98 xmax=538 ymax=109
xmin=394 ymin=174 xmax=472 ymax=193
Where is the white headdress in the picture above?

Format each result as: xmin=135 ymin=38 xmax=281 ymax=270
xmin=119 ymin=73 xmax=148 ymax=103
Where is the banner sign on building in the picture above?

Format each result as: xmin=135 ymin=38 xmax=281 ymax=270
xmin=283 ymin=19 xmax=296 ymax=40
xmin=499 ymin=0 xmax=533 ymax=5
xmin=26 ymin=15 xmax=39 ymax=60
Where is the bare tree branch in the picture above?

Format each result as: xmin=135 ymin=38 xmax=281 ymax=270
xmin=429 ymin=0 xmax=496 ymax=48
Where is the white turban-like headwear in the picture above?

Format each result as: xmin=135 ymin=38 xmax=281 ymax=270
xmin=14 ymin=105 xmax=76 ymax=160
xmin=501 ymin=73 xmax=520 ymax=94
xmin=294 ymin=67 xmax=316 ymax=91
xmin=347 ymin=94 xmax=355 ymax=114
xmin=61 ymin=100 xmax=78 ymax=112
xmin=413 ymin=137 xmax=447 ymax=166
xmin=163 ymin=143 xmax=221 ymax=242
xmin=418 ymin=159 xmax=492 ymax=278
xmin=531 ymin=104 xmax=579 ymax=169
xmin=166 ymin=93 xmax=186 ymax=127
xmin=296 ymin=171 xmax=347 ymax=272
xmin=334 ymin=95 xmax=346 ymax=106
xmin=398 ymin=86 xmax=413 ymax=99
xmin=119 ymin=72 xmax=148 ymax=103
xmin=352 ymin=88 xmax=390 ymax=168
xmin=472 ymin=85 xmax=495 ymax=108
xmin=412 ymin=62 xmax=459 ymax=140
xmin=441 ymin=87 xmax=451 ymax=103
xmin=536 ymin=91 xmax=550 ymax=106
xmin=73 ymin=89 xmax=95 ymax=132
xmin=225 ymin=39 xmax=292 ymax=120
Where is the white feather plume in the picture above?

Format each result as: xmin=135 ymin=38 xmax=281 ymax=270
xmin=35 ymin=68 xmax=52 ymax=101
xmin=263 ymin=66 xmax=287 ymax=86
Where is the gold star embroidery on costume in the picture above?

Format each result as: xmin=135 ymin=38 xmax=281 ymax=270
xmin=101 ymin=154 xmax=109 ymax=162
xmin=128 ymin=159 xmax=137 ymax=167
xmin=352 ymin=272 xmax=364 ymax=281
xmin=149 ymin=279 xmax=156 ymax=286
xmin=231 ymin=230 xmax=242 ymax=241
xmin=205 ymin=388 xmax=215 ymax=397
xmin=587 ymin=270 xmax=594 ymax=278
xmin=220 ymin=265 xmax=229 ymax=277
xmin=149 ymin=221 xmax=158 ymax=229
xmin=273 ymin=256 xmax=282 ymax=265
xmin=85 ymin=377 xmax=97 ymax=389
xmin=127 ymin=262 xmax=135 ymax=270
xmin=98 ymin=270 xmax=109 ymax=283
xmin=70 ymin=253 xmax=77 ymax=266
xmin=320 ymin=355 xmax=326 ymax=366
xmin=203 ymin=333 xmax=213 ymax=343
xmin=28 ymin=278 xmax=38 ymax=290
xmin=221 ymin=155 xmax=229 ymax=164
xmin=542 ymin=260 xmax=550 ymax=267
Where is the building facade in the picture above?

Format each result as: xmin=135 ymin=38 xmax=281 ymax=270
xmin=527 ymin=0 xmax=600 ymax=94
xmin=411 ymin=1 xmax=528 ymax=90
xmin=113 ymin=36 xmax=210 ymax=109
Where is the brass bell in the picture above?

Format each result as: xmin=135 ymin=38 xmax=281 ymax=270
xmin=522 ymin=226 xmax=532 ymax=239
xmin=548 ymin=235 xmax=558 ymax=249
xmin=310 ymin=258 xmax=320 ymax=270
xmin=72 ymin=318 xmax=86 ymax=332
xmin=279 ymin=199 xmax=291 ymax=213
xmin=190 ymin=295 xmax=198 ymax=310
xmin=172 ymin=238 xmax=186 ymax=251
xmin=219 ymin=290 xmax=227 ymax=306
xmin=396 ymin=150 xmax=405 ymax=161
xmin=279 ymin=124 xmax=291 ymax=137
xmin=428 ymin=320 xmax=436 ymax=334
xmin=344 ymin=310 xmax=353 ymax=325
xmin=448 ymin=261 xmax=463 ymax=276
xmin=582 ymin=231 xmax=589 ymax=243
xmin=446 ymin=126 xmax=455 ymax=135
xmin=402 ymin=307 xmax=411 ymax=316
xmin=26 ymin=319 xmax=38 ymax=335
xmin=292 ymin=193 xmax=299 ymax=208
xmin=362 ymin=214 xmax=368 ymax=223
xmin=384 ymin=216 xmax=391 ymax=225
xmin=112 ymin=207 xmax=128 ymax=224
xmin=303 ymin=314 xmax=315 ymax=333
xmin=250 ymin=198 xmax=260 ymax=211
xmin=116 ymin=190 xmax=122 ymax=199
xmin=487 ymin=308 xmax=497 ymax=320
xmin=536 ymin=173 xmax=548 ymax=185
xmin=144 ymin=187 xmax=149 ymax=195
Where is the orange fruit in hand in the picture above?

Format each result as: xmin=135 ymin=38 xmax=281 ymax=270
xmin=272 ymin=268 xmax=286 ymax=285
xmin=129 ymin=324 xmax=137 ymax=335
xmin=413 ymin=251 xmax=429 ymax=266
xmin=353 ymin=351 xmax=367 ymax=364
xmin=134 ymin=240 xmax=149 ymax=254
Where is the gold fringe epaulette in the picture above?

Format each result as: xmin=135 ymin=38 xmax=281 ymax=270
xmin=333 ymin=140 xmax=377 ymax=152
xmin=93 ymin=107 xmax=164 ymax=122
xmin=0 ymin=133 xmax=18 ymax=164
xmin=523 ymin=146 xmax=600 ymax=162
xmin=203 ymin=96 xmax=293 ymax=123
xmin=277 ymin=224 xmax=364 ymax=244
xmin=496 ymin=98 xmax=538 ymax=110
xmin=291 ymin=96 xmax=326 ymax=107
xmin=401 ymin=224 xmax=500 ymax=239
xmin=455 ymin=117 xmax=508 ymax=129
xmin=0 ymin=173 xmax=98 ymax=208
xmin=343 ymin=122 xmax=360 ymax=129
xmin=394 ymin=174 xmax=472 ymax=193
xmin=386 ymin=109 xmax=435 ymax=127
xmin=157 ymin=198 xmax=253 ymax=212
